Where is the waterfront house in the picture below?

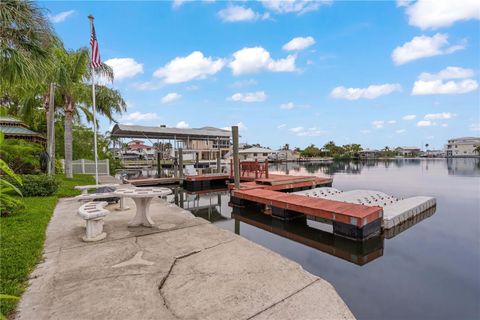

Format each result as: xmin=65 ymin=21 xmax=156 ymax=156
xmin=239 ymin=147 xmax=276 ymax=162
xmin=0 ymin=117 xmax=46 ymax=144
xmin=358 ymin=149 xmax=380 ymax=159
xmin=269 ymin=149 xmax=300 ymax=162
xmin=445 ymin=137 xmax=480 ymax=157
xmin=395 ymin=146 xmax=421 ymax=157
xmin=425 ymin=150 xmax=445 ymax=158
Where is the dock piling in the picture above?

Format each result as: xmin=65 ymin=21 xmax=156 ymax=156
xmin=232 ymin=126 xmax=240 ymax=189
xmin=178 ymin=148 xmax=184 ymax=179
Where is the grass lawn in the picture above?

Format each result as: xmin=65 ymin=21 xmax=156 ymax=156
xmin=0 ymin=174 xmax=95 ymax=317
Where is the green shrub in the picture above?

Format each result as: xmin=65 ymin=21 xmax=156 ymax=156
xmin=0 ymin=196 xmax=24 ymax=217
xmin=17 ymin=175 xmax=59 ymax=196
xmin=0 ymin=139 xmax=43 ymax=174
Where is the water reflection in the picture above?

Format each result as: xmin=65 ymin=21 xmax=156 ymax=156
xmin=232 ymin=208 xmax=384 ymax=266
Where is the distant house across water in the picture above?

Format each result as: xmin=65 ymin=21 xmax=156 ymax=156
xmin=395 ymin=146 xmax=421 ymax=157
xmin=445 ymin=137 xmax=480 ymax=157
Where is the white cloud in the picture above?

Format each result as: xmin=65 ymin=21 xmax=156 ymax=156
xmin=441 ymin=123 xmax=448 ymax=127
xmin=161 ymin=92 xmax=182 ymax=104
xmin=412 ymin=66 xmax=478 ymax=95
xmin=412 ymin=79 xmax=478 ymax=95
xmin=470 ymin=123 xmax=480 ymax=132
xmin=283 ymin=36 xmax=316 ymax=51
xmin=175 ymin=121 xmax=189 ymax=129
xmin=221 ymin=122 xmax=247 ymax=131
xmin=104 ymin=58 xmax=143 ymax=80
xmin=392 ymin=33 xmax=465 ymax=65
xmin=172 ymin=0 xmax=187 ymax=9
xmin=277 ymin=124 xmax=286 ymax=129
xmin=154 ymin=51 xmax=225 ymax=83
xmin=331 ymin=83 xmax=402 ymax=100
xmin=396 ymin=0 xmax=411 ymax=8
xmin=218 ymin=6 xmax=269 ymax=22
xmin=229 ymin=47 xmax=296 ymax=75
xmin=424 ymin=112 xmax=455 ymax=120
xmin=396 ymin=129 xmax=407 ymax=134
xmin=403 ymin=114 xmax=417 ymax=120
xmin=372 ymin=120 xmax=385 ymax=129
xmin=280 ymin=102 xmax=295 ymax=110
xmin=261 ymin=0 xmax=332 ymax=15
xmin=121 ymin=112 xmax=160 ymax=122
xmin=387 ymin=120 xmax=397 ymax=124
xmin=229 ymin=91 xmax=267 ymax=102
xmin=360 ymin=129 xmax=371 ymax=134
xmin=48 ymin=10 xmax=74 ymax=23
xmin=230 ymin=79 xmax=258 ymax=88
xmin=402 ymin=0 xmax=480 ymax=29
xmin=289 ymin=126 xmax=326 ymax=136
xmin=418 ymin=66 xmax=474 ymax=81
xmin=131 ymin=81 xmax=163 ymax=91
xmin=417 ymin=120 xmax=435 ymax=127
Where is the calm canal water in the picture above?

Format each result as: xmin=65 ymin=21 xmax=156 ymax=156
xmin=171 ymin=158 xmax=480 ymax=320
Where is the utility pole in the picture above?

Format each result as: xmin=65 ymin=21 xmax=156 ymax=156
xmin=47 ymin=82 xmax=56 ymax=174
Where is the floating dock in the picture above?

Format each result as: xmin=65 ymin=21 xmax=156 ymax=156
xmin=125 ymin=177 xmax=182 ymax=187
xmin=293 ymin=187 xmax=436 ymax=230
xmin=231 ymin=188 xmax=383 ymax=240
xmin=228 ymin=174 xmax=333 ymax=191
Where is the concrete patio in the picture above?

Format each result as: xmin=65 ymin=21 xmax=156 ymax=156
xmin=15 ymin=194 xmax=354 ymax=320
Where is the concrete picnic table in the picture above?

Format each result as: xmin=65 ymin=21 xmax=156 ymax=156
xmin=74 ymin=184 xmax=119 ymax=195
xmin=113 ymin=187 xmax=172 ymax=227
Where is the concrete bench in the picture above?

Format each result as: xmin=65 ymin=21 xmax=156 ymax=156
xmin=74 ymin=192 xmax=130 ymax=211
xmin=77 ymin=201 xmax=109 ymax=242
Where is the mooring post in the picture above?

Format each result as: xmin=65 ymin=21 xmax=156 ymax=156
xmin=217 ymin=150 xmax=221 ymax=173
xmin=174 ymin=150 xmax=178 ymax=178
xmin=232 ymin=126 xmax=240 ymax=189
xmin=156 ymin=152 xmax=161 ymax=177
xmin=234 ymin=219 xmax=240 ymax=235
xmin=178 ymin=147 xmax=184 ymax=179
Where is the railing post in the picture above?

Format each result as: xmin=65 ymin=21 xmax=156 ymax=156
xmin=255 ymin=159 xmax=258 ymax=179
xmin=217 ymin=150 xmax=221 ymax=173
xmin=106 ymin=158 xmax=109 ymax=175
xmin=81 ymin=159 xmax=85 ymax=174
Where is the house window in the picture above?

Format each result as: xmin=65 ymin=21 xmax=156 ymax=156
xmin=253 ymin=153 xmax=257 ymax=156
xmin=263 ymin=153 xmax=268 ymax=156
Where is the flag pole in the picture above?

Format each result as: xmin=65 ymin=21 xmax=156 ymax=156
xmin=89 ymin=15 xmax=99 ymax=185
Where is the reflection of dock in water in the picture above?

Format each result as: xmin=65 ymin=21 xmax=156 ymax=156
xmin=232 ymin=208 xmax=384 ymax=266
xmin=173 ymin=188 xmax=229 ymax=223
xmin=383 ymin=206 xmax=436 ymax=239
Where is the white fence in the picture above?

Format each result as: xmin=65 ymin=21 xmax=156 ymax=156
xmin=62 ymin=159 xmax=110 ymax=175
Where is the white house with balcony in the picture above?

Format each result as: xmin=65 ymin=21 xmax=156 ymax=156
xmin=239 ymin=147 xmax=276 ymax=162
xmin=445 ymin=137 xmax=480 ymax=157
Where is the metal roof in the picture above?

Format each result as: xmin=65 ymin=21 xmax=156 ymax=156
xmin=0 ymin=125 xmax=43 ymax=136
xmin=110 ymin=124 xmax=231 ymax=140
xmin=239 ymin=147 xmax=276 ymax=153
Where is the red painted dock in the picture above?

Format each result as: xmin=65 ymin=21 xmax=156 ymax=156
xmin=232 ymin=188 xmax=382 ymax=228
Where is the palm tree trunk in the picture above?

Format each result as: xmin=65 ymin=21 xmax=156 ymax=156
xmin=64 ymin=105 xmax=74 ymax=179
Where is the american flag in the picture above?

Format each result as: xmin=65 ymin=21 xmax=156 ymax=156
xmin=90 ymin=19 xmax=101 ymax=69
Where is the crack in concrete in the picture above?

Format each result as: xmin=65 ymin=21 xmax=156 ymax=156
xmin=246 ymin=278 xmax=320 ymax=320
xmin=157 ymin=238 xmax=237 ymax=320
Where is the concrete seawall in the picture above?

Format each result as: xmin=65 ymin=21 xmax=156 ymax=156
xmin=16 ymin=197 xmax=355 ymax=319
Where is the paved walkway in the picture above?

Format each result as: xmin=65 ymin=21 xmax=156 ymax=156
xmin=16 ymin=195 xmax=355 ymax=319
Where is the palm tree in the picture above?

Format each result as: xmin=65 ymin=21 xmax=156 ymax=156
xmin=57 ymin=48 xmax=126 ymax=178
xmin=0 ymin=0 xmax=55 ymax=85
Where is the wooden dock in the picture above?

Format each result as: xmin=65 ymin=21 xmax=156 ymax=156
xmin=231 ymin=188 xmax=383 ymax=240
xmin=125 ymin=177 xmax=182 ymax=187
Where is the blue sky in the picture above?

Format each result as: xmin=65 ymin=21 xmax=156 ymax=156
xmin=42 ymin=0 xmax=479 ymax=150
